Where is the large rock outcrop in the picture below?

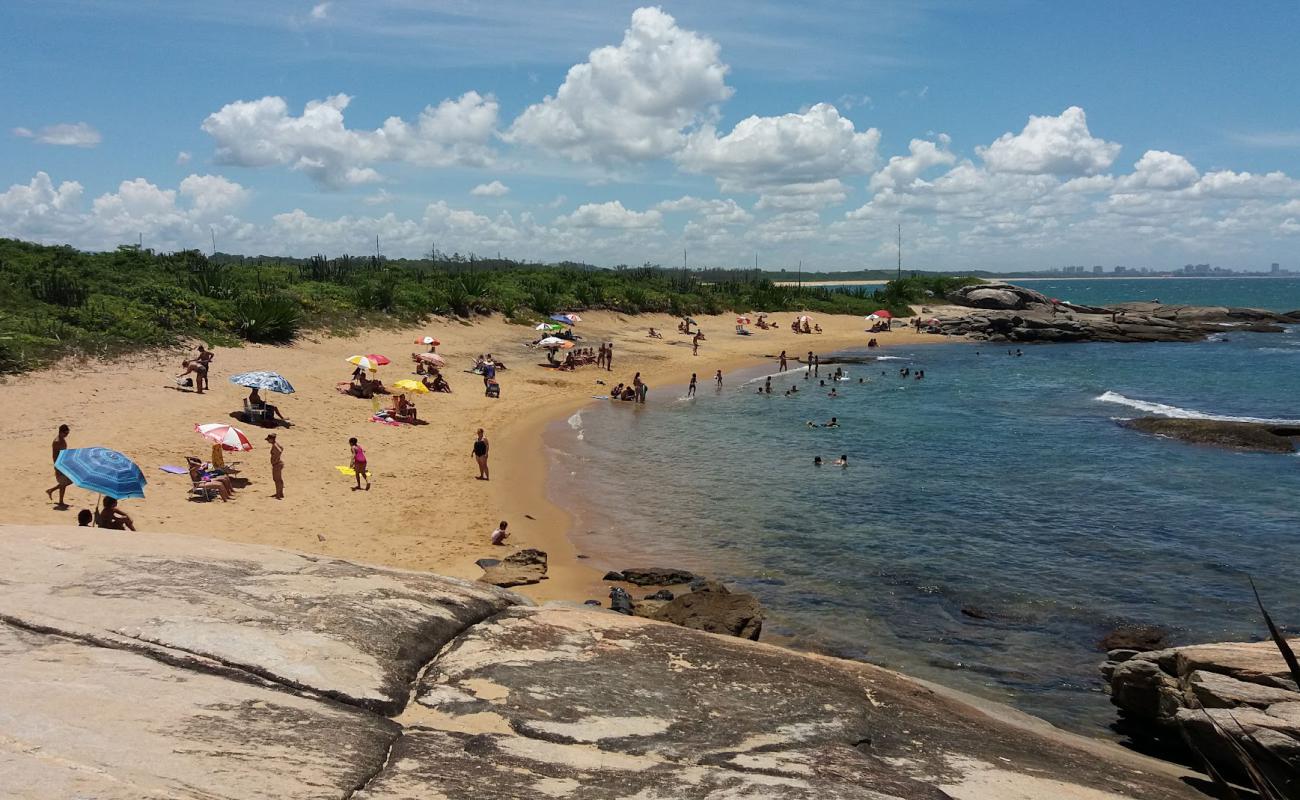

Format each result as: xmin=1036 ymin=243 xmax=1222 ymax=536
xmin=927 ymin=283 xmax=1300 ymax=344
xmin=1105 ymin=638 xmax=1300 ymax=782
xmin=1118 ymin=417 xmax=1300 ymax=453
xmin=0 ymin=525 xmax=1202 ymax=799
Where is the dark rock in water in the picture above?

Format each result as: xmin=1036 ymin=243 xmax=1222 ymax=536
xmin=619 ymin=567 xmax=697 ymax=586
xmin=602 ymin=570 xmax=625 ymax=582
xmin=644 ymin=589 xmax=675 ymax=601
xmin=960 ymin=605 xmax=991 ymax=621
xmin=609 ymin=586 xmax=634 ymax=615
xmin=689 ymin=577 xmax=730 ymax=594
xmin=1100 ymin=624 xmax=1169 ymax=653
xmin=653 ymin=583 xmax=764 ymax=640
xmin=479 ymin=549 xmax=548 ymax=588
xmin=947 ymin=282 xmax=1055 ymax=312
xmin=1118 ymin=417 xmax=1299 ymax=453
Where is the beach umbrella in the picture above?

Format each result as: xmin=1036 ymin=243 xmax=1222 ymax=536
xmin=550 ymin=313 xmax=582 ymax=325
xmin=534 ymin=322 xmax=564 ymax=331
xmin=736 ymin=317 xmax=752 ymax=325
xmin=347 ymin=355 xmax=385 ymax=371
xmin=871 ymin=310 xmax=893 ymax=319
xmin=55 ymin=447 xmax=147 ymax=500
xmin=414 ymin=352 xmax=447 ymax=367
xmin=414 ymin=337 xmax=441 ymax=346
xmin=866 ymin=314 xmax=881 ymax=321
xmin=228 ymin=371 xmax=296 ymax=394
xmin=195 ymin=423 xmax=254 ymax=452
xmin=392 ymin=379 xmax=430 ymax=394
xmin=796 ymin=315 xmax=812 ymax=324
xmin=537 ymin=336 xmax=574 ymax=349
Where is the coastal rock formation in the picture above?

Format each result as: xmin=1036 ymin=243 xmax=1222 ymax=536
xmin=928 ymin=283 xmax=1300 ymax=344
xmin=0 ymin=524 xmax=1202 ymax=799
xmin=478 ymin=547 xmax=549 ymax=587
xmin=1118 ymin=417 xmax=1300 ymax=453
xmin=1105 ymin=638 xmax=1300 ymax=778
xmin=618 ymin=566 xmax=698 ymax=586
xmin=651 ymin=579 xmax=765 ymax=640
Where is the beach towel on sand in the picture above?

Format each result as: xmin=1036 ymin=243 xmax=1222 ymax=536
xmin=335 ymin=466 xmax=374 ymax=482
xmin=159 ymin=465 xmax=189 ymax=474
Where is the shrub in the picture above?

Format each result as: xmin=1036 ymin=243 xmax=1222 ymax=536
xmin=234 ymin=294 xmax=301 ymax=343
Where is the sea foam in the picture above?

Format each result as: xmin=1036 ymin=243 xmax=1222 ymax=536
xmin=1097 ymin=391 xmax=1300 ymax=425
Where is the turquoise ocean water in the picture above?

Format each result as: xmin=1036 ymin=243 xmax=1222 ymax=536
xmin=546 ymin=277 xmax=1300 ymax=732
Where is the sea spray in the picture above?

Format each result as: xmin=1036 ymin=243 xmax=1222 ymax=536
xmin=1096 ymin=391 xmax=1300 ymax=425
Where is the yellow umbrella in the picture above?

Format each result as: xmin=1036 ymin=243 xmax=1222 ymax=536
xmin=392 ymin=379 xmax=430 ymax=394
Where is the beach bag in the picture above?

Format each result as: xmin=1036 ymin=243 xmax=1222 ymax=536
xmin=485 ymin=380 xmax=500 ymax=398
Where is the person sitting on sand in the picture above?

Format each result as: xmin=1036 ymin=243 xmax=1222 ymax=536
xmin=249 ymin=388 xmax=290 ymax=424
xmin=187 ymin=458 xmax=234 ymax=501
xmin=77 ymin=509 xmax=92 ymax=526
xmin=609 ymin=383 xmax=624 ymax=399
xmin=814 ymin=324 xmax=823 ymax=334
xmin=648 ymin=327 xmax=662 ymax=339
xmin=491 ymin=520 xmax=510 ymax=545
xmin=95 ymin=497 xmax=135 ymax=530
xmin=621 ymin=386 xmax=637 ymax=401
xmin=392 ymin=393 xmax=417 ymax=422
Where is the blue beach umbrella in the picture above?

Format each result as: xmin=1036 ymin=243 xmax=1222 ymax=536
xmin=550 ymin=313 xmax=581 ymax=325
xmin=55 ymin=447 xmax=147 ymax=500
xmin=229 ymin=370 xmax=296 ymax=394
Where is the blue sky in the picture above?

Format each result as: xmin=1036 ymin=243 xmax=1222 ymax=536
xmin=3 ymin=0 xmax=1299 ymax=270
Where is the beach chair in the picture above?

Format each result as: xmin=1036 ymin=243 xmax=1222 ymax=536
xmin=243 ymin=399 xmax=270 ymax=424
xmin=189 ymin=484 xmax=219 ymax=502
xmin=735 ymin=324 xmax=751 ymax=336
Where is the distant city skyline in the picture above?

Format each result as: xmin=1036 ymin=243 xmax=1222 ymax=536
xmin=2 ymin=2 xmax=1300 ymax=270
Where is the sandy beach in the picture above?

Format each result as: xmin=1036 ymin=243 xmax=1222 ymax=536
xmin=2 ymin=310 xmax=939 ymax=604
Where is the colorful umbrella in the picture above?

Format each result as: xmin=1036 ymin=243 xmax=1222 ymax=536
xmin=414 ymin=352 xmax=447 ymax=367
xmin=534 ymin=322 xmax=564 ymax=331
xmin=229 ymin=371 xmax=295 ymax=394
xmin=55 ymin=447 xmax=147 ymax=500
xmin=871 ymin=310 xmax=893 ymax=319
xmin=195 ymin=423 xmax=253 ymax=452
xmin=347 ymin=355 xmax=385 ymax=371
xmin=392 ymin=379 xmax=430 ymax=394
xmin=537 ymin=336 xmax=574 ymax=349
xmin=550 ymin=313 xmax=581 ymax=325
xmin=736 ymin=317 xmax=752 ymax=325
xmin=796 ymin=315 xmax=812 ymax=324
xmin=414 ymin=337 xmax=441 ymax=346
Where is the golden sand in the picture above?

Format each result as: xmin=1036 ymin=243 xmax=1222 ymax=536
xmin=2 ymin=310 xmax=939 ymax=603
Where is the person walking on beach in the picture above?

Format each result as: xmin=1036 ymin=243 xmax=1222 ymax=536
xmin=472 ymin=428 xmax=490 ymax=480
xmin=714 ymin=369 xmax=722 ymax=388
xmin=688 ymin=373 xmax=697 ymax=397
xmin=45 ymin=424 xmax=72 ymax=509
xmin=266 ymin=433 xmax=284 ymax=499
xmin=349 ymin=437 xmax=370 ymax=491
xmin=779 ymin=350 xmax=787 ymax=371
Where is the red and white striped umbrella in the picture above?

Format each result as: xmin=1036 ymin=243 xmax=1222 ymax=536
xmin=195 ymin=423 xmax=254 ymax=452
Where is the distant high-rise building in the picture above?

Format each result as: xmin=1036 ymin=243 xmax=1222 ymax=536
xmin=1272 ymin=262 xmax=1281 ymax=274
xmin=1092 ymin=265 xmax=1103 ymax=274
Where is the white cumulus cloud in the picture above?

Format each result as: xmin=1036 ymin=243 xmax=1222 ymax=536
xmin=470 ymin=180 xmax=510 ymax=197
xmin=201 ymin=91 xmax=499 ymax=188
xmin=678 ymin=103 xmax=879 ymax=193
xmin=12 ymin=122 xmax=102 ymax=148
xmin=869 ymin=136 xmax=956 ymax=191
xmin=507 ymin=7 xmax=732 ymax=163
xmin=557 ymin=200 xmax=661 ymax=229
xmin=977 ymin=107 xmax=1120 ymax=176
xmin=1117 ymin=150 xmax=1199 ymax=191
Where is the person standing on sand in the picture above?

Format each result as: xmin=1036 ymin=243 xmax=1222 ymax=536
xmin=638 ymin=381 xmax=648 ymax=404
xmin=692 ymin=332 xmax=701 ymax=356
xmin=349 ymin=437 xmax=370 ymax=491
xmin=45 ymin=424 xmax=72 ymax=508
xmin=596 ymin=343 xmax=605 ymax=369
xmin=806 ymin=351 xmax=813 ymax=374
xmin=714 ymin=369 xmax=722 ymax=388
xmin=473 ymin=428 xmax=490 ymax=480
xmin=779 ymin=351 xmax=787 ymax=371
xmin=266 ymin=433 xmax=284 ymax=499
xmin=688 ymin=373 xmax=697 ymax=397
xmin=813 ymin=355 xmax=820 ymax=377
xmin=606 ymin=342 xmax=614 ymax=372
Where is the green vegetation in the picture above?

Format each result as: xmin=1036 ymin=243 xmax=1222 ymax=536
xmin=0 ymin=238 xmax=980 ymax=374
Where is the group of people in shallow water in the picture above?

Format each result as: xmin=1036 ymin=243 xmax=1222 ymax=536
xmin=609 ymin=370 xmax=649 ymax=403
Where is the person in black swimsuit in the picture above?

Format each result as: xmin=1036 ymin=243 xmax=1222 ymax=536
xmin=472 ymin=428 xmax=490 ymax=481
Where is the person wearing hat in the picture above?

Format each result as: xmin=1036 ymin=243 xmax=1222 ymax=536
xmin=266 ymin=433 xmax=284 ymax=499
